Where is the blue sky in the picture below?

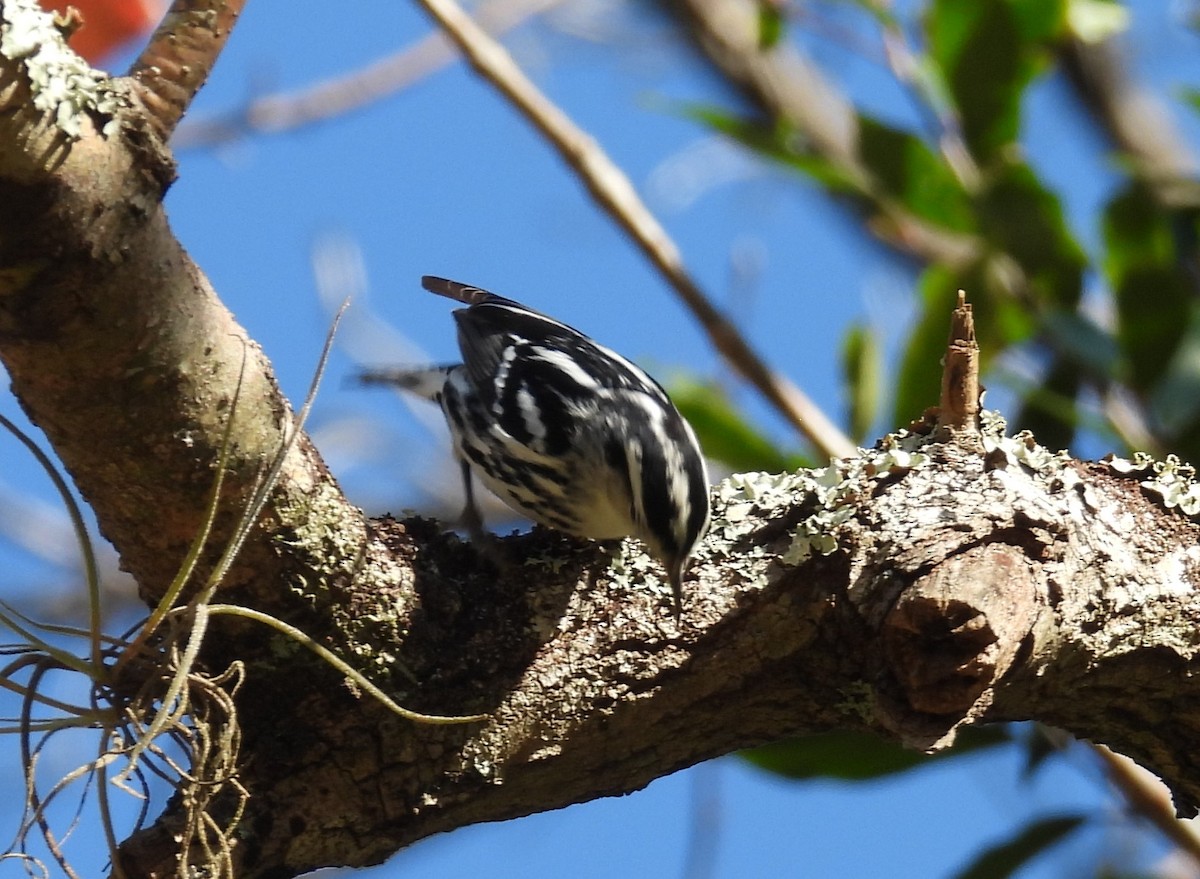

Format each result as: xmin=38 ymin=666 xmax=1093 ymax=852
xmin=2 ymin=2 xmax=1200 ymax=877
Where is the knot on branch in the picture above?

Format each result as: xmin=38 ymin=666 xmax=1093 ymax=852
xmin=881 ymin=543 xmax=1039 ymax=739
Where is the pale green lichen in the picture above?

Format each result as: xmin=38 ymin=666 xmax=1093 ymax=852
xmin=979 ymin=409 xmax=1008 ymax=437
xmin=1 ymin=0 xmax=123 ymax=138
xmin=979 ymin=411 xmax=1072 ymax=477
xmin=1138 ymin=455 xmax=1200 ymax=516
xmin=709 ymin=431 xmax=933 ymax=569
xmin=1006 ymin=431 xmax=1070 ymax=472
xmin=1105 ymin=450 xmax=1200 ymax=516
xmin=1107 ymin=451 xmax=1156 ymax=475
xmin=606 ymin=538 xmax=672 ymax=603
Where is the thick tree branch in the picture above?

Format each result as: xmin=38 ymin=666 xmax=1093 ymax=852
xmin=118 ymin=433 xmax=1200 ymax=877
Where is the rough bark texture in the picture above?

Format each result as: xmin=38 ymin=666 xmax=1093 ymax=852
xmin=110 ymin=434 xmax=1200 ymax=878
xmin=4 ymin=5 xmax=1200 ymax=879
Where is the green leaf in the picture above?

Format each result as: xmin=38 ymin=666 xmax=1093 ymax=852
xmin=669 ymin=380 xmax=806 ymax=473
xmin=1007 ymin=0 xmax=1070 ymax=42
xmin=1116 ymin=268 xmax=1196 ymax=393
xmin=975 ymin=161 xmax=1085 ymax=309
xmin=858 ymin=115 xmax=975 ymax=232
xmin=1040 ymin=309 xmax=1120 ymax=379
xmin=756 ymin=0 xmax=784 ymax=49
xmin=677 ymin=103 xmax=861 ymax=193
xmin=841 ymin=322 xmax=882 ymax=443
xmin=1148 ymin=309 xmax=1200 ymax=437
xmin=951 ymin=815 xmax=1085 ymax=879
xmin=926 ymin=0 xmax=1066 ymax=160
xmin=1103 ymin=180 xmax=1199 ymax=392
xmin=743 ymin=726 xmax=1010 ymax=782
xmin=1010 ymin=352 xmax=1080 ymax=452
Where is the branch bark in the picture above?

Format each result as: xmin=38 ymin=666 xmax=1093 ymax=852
xmin=114 ymin=434 xmax=1200 ymax=877
xmin=130 ymin=0 xmax=247 ymax=141
xmin=4 ymin=4 xmax=1200 ymax=879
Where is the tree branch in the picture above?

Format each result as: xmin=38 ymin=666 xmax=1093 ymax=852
xmin=115 ymin=433 xmax=1200 ymax=876
xmin=413 ymin=0 xmax=856 ymax=459
xmin=1059 ymin=35 xmax=1199 ymax=206
xmin=660 ymin=0 xmax=981 ymax=268
xmin=172 ymin=0 xmax=562 ymax=149
xmin=129 ymin=0 xmax=247 ymax=141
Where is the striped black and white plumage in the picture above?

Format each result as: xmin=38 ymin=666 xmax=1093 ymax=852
xmin=360 ymin=276 xmax=711 ymax=616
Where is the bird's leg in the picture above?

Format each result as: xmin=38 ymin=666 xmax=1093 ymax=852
xmin=456 ymin=461 xmax=508 ymax=572
xmin=458 ymin=460 xmax=486 ymax=542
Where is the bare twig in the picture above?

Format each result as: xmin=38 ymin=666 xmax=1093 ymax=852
xmin=173 ymin=0 xmax=560 ymax=149
xmin=1060 ymin=36 xmax=1199 ymax=208
xmin=128 ymin=0 xmax=248 ymax=141
xmin=937 ymin=291 xmax=980 ymax=436
xmin=1093 ymin=745 xmax=1200 ymax=868
xmin=663 ymin=0 xmax=979 ymax=269
xmin=412 ymin=0 xmax=856 ymax=459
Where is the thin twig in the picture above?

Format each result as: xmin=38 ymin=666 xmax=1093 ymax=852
xmin=412 ymin=0 xmax=856 ymax=460
xmin=664 ymin=0 xmax=978 ymax=268
xmin=1093 ymin=744 xmax=1200 ymax=868
xmin=128 ymin=0 xmax=249 ymax=141
xmin=174 ymin=0 xmax=561 ymax=149
xmin=937 ymin=291 xmax=980 ymax=436
xmin=1060 ymin=36 xmax=1199 ymax=208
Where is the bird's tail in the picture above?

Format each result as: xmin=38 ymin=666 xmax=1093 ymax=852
xmin=357 ymin=365 xmax=458 ymax=401
xmin=421 ymin=275 xmax=495 ymax=307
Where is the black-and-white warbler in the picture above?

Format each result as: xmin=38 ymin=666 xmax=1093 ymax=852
xmin=360 ymin=276 xmax=711 ymax=615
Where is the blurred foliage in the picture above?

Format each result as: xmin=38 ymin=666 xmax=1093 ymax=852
xmin=857 ymin=114 xmax=975 ymax=232
xmin=925 ymin=0 xmax=1066 ymax=161
xmin=841 ymin=321 xmax=882 ymax=442
xmin=951 ymin=815 xmax=1086 ymax=879
xmin=666 ymin=1 xmax=1199 ymax=875
xmin=670 ymin=380 xmax=811 ymax=472
xmin=742 ymin=726 xmax=1009 ymax=781
xmin=755 ymin=0 xmax=785 ymax=48
xmin=684 ymin=0 xmax=1200 ymax=464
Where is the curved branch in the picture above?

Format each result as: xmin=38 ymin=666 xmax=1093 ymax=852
xmin=114 ymin=435 xmax=1200 ymax=877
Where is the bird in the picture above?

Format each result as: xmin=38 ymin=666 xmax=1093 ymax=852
xmin=360 ymin=276 xmax=711 ymax=617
